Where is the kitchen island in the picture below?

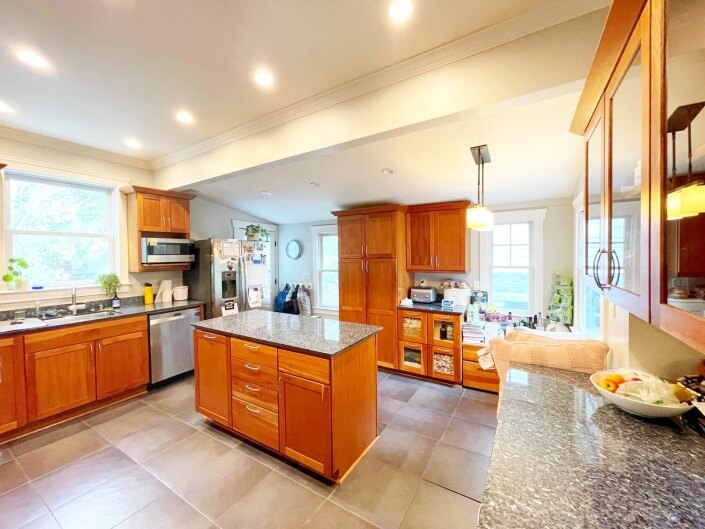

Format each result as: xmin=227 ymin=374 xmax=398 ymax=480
xmin=192 ymin=310 xmax=381 ymax=482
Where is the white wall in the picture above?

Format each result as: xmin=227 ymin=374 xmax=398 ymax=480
xmin=189 ymin=197 xmax=272 ymax=241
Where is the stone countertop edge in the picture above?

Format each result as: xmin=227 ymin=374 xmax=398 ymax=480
xmin=192 ymin=312 xmax=382 ymax=358
xmin=478 ymin=363 xmax=705 ymax=529
xmin=398 ymin=302 xmax=467 ymax=315
xmin=0 ymin=300 xmax=205 ymax=337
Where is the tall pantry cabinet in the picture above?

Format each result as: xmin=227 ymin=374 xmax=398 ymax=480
xmin=333 ymin=206 xmax=413 ymax=369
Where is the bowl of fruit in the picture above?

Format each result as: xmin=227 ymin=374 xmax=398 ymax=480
xmin=590 ymin=369 xmax=697 ymax=418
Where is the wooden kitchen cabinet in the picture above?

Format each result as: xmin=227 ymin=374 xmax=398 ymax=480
xmin=406 ymin=201 xmax=470 ymax=273
xmin=278 ymin=372 xmax=332 ymax=476
xmin=26 ymin=342 xmax=96 ymax=421
xmin=338 ymin=214 xmax=365 ymax=259
xmin=194 ymin=330 xmax=231 ymax=427
xmin=95 ymin=330 xmax=149 ymax=400
xmin=428 ymin=346 xmax=461 ymax=383
xmin=398 ymin=310 xmax=428 ymax=344
xmin=365 ymin=211 xmax=399 ymax=258
xmin=135 ymin=192 xmax=191 ymax=234
xmin=398 ymin=341 xmax=426 ymax=375
xmin=366 ymin=259 xmax=399 ymax=369
xmin=428 ymin=313 xmax=462 ymax=349
xmin=0 ymin=337 xmax=27 ymax=434
xmin=666 ymin=214 xmax=705 ymax=277
xmin=338 ymin=258 xmax=366 ymax=324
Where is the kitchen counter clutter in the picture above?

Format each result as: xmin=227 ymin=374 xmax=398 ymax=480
xmin=398 ymin=301 xmax=467 ymax=315
xmin=479 ymin=364 xmax=705 ymax=528
xmin=192 ymin=311 xmax=380 ymax=482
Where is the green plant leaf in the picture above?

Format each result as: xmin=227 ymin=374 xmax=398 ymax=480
xmin=2 ymin=273 xmax=13 ymax=282
xmin=15 ymin=258 xmax=28 ymax=269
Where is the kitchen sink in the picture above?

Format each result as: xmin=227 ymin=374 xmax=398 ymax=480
xmin=0 ymin=318 xmax=48 ymax=334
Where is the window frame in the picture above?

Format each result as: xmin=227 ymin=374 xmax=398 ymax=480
xmin=479 ymin=209 xmax=546 ymax=317
xmin=310 ymin=224 xmax=339 ymax=312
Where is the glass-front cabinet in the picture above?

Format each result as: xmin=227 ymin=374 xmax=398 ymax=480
xmin=398 ymin=341 xmax=426 ymax=375
xmin=398 ymin=311 xmax=428 ymax=344
xmin=428 ymin=346 xmax=460 ymax=383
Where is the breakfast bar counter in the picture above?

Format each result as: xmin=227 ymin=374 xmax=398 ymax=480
xmin=479 ymin=364 xmax=705 ymax=528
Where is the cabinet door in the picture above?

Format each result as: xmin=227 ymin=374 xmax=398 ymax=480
xmin=397 ymin=310 xmax=427 ymax=344
xmin=434 ymin=208 xmax=467 ymax=272
xmin=95 ymin=331 xmax=148 ymax=400
xmin=278 ymin=373 xmax=332 ymax=476
xmin=428 ymin=346 xmax=461 ymax=383
xmin=194 ymin=331 xmax=230 ymax=427
xmin=367 ymin=259 xmax=398 ymax=369
xmin=339 ymin=258 xmax=366 ymax=324
xmin=0 ymin=337 xmax=26 ymax=434
xmin=138 ymin=193 xmax=166 ymax=231
xmin=406 ymin=211 xmax=434 ymax=270
xmin=673 ymin=216 xmax=705 ymax=276
xmin=428 ymin=313 xmax=461 ymax=348
xmin=365 ymin=211 xmax=397 ymax=258
xmin=166 ymin=198 xmax=190 ymax=234
xmin=398 ymin=341 xmax=426 ymax=375
xmin=584 ymin=102 xmax=605 ymax=291
xmin=26 ymin=342 xmax=96 ymax=421
xmin=338 ymin=215 xmax=365 ymax=259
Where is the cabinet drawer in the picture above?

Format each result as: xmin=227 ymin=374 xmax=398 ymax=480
xmin=231 ymin=338 xmax=277 ymax=369
xmin=278 ymin=349 xmax=330 ymax=384
xmin=462 ymin=344 xmax=484 ymax=362
xmin=232 ymin=397 xmax=279 ymax=450
xmin=195 ymin=330 xmax=227 ymax=344
xmin=232 ymin=379 xmax=278 ymax=413
xmin=231 ymin=357 xmax=277 ymax=390
xmin=462 ymin=361 xmax=499 ymax=393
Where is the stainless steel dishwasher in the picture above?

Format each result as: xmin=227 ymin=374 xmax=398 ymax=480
xmin=149 ymin=307 xmax=202 ymax=383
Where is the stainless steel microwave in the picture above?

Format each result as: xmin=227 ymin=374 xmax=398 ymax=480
xmin=141 ymin=238 xmax=195 ymax=264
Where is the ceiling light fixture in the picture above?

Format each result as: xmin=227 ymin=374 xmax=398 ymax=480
xmin=15 ymin=48 xmax=52 ymax=72
xmin=381 ymin=168 xmax=394 ymax=175
xmin=125 ymin=137 xmax=141 ymax=150
xmin=0 ymin=100 xmax=15 ymax=114
xmin=254 ymin=69 xmax=275 ymax=88
xmin=310 ymin=181 xmax=320 ymax=188
xmin=467 ymin=144 xmax=494 ymax=231
xmin=261 ymin=191 xmax=272 ymax=197
xmin=389 ymin=0 xmax=413 ymax=22
xmin=175 ymin=110 xmax=195 ymax=124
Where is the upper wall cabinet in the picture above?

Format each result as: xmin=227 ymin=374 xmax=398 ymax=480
xmin=334 ymin=207 xmax=405 ymax=259
xmin=406 ymin=202 xmax=470 ymax=273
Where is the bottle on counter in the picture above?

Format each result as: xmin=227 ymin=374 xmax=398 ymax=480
xmin=144 ymin=282 xmax=154 ymax=305
xmin=440 ymin=322 xmax=448 ymax=340
xmin=112 ymin=294 xmax=121 ymax=309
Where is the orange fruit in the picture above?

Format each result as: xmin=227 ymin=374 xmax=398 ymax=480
xmin=605 ymin=373 xmax=626 ymax=386
xmin=672 ymin=384 xmax=694 ymax=403
xmin=598 ymin=378 xmax=618 ymax=393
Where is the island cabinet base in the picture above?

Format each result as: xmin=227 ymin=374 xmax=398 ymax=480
xmin=193 ymin=330 xmax=379 ymax=483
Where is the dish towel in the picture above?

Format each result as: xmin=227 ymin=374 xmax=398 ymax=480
xmin=297 ymin=288 xmax=312 ymax=316
xmin=478 ymin=347 xmax=495 ymax=371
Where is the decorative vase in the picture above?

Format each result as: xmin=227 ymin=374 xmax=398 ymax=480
xmin=246 ymin=233 xmax=260 ymax=241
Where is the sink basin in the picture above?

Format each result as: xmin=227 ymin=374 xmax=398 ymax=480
xmin=48 ymin=310 xmax=122 ymax=324
xmin=0 ymin=318 xmax=48 ymax=334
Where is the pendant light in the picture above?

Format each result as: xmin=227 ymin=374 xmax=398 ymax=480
xmin=467 ymin=144 xmax=494 ymax=231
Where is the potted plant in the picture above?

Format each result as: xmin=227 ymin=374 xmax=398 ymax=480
xmin=245 ymin=224 xmax=269 ymax=241
xmin=2 ymin=258 xmax=29 ymax=290
xmin=98 ymin=273 xmax=122 ymax=309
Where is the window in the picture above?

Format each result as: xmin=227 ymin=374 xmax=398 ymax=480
xmin=311 ymin=225 xmax=338 ymax=310
xmin=4 ymin=172 xmax=115 ymax=285
xmin=576 ymin=205 xmax=602 ymax=337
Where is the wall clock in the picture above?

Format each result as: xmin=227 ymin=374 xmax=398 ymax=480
xmin=285 ymin=239 xmax=302 ymax=260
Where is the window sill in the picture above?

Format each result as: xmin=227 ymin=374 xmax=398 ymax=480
xmin=0 ymin=283 xmax=130 ymax=302
xmin=313 ymin=307 xmax=339 ymax=318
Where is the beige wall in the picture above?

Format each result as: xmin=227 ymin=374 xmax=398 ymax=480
xmin=189 ymin=197 xmax=271 ymax=241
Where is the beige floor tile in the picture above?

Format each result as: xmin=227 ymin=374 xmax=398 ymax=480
xmin=408 ymin=386 xmax=462 ymax=415
xmin=0 ymin=484 xmax=48 ymax=529
xmin=454 ymin=398 xmax=498 ymax=427
xmin=441 ymin=418 xmax=496 ymax=457
xmin=82 ymin=399 xmax=147 ymax=427
xmin=17 ymin=513 xmax=61 ymax=529
xmin=201 ymin=423 xmax=242 ymax=448
xmin=0 ymin=445 xmax=13 ymax=464
xmin=378 ymin=422 xmax=387 ymax=434
xmin=174 ymin=407 xmax=209 ymax=430
xmin=377 ymin=370 xmax=389 ymax=383
xmin=367 ymin=426 xmax=436 ymax=476
xmin=0 ymin=460 xmax=28 ymax=495
xmin=32 ymin=446 xmax=136 ymax=509
xmin=114 ymin=490 xmax=213 ymax=529
xmin=378 ymin=396 xmax=405 ymax=423
xmin=390 ymin=404 xmax=451 ymax=440
xmin=142 ymin=380 xmax=193 ymax=407
xmin=217 ymin=471 xmax=324 ymax=529
xmin=17 ymin=428 xmax=108 ymax=479
xmin=52 ymin=466 xmax=169 ymax=529
xmin=331 ymin=456 xmax=420 ymax=529
xmin=399 ymin=481 xmax=480 ymax=529
xmin=142 ymin=431 xmax=231 ymax=488
xmin=422 ymin=442 xmax=490 ymax=501
xmin=8 ymin=420 xmax=87 ymax=458
xmin=463 ymin=388 xmax=500 ymax=404
xmin=423 ymin=380 xmax=465 ymax=395
xmin=173 ymin=448 xmax=270 ymax=519
xmin=147 ymin=391 xmax=195 ymax=416
xmin=378 ymin=377 xmax=419 ymax=402
xmin=304 ymin=501 xmax=379 ymax=529
xmin=115 ymin=418 xmax=196 ymax=462
xmin=91 ymin=405 xmax=171 ymax=443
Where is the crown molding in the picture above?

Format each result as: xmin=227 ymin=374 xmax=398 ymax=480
xmin=0 ymin=125 xmax=151 ymax=170
xmin=153 ymin=0 xmax=609 ymax=170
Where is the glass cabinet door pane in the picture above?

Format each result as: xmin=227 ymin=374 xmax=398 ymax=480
xmin=664 ymin=0 xmax=705 ymax=315
xmin=432 ymin=351 xmax=455 ymax=376
xmin=402 ymin=316 xmax=424 ymax=339
xmin=586 ymin=115 xmax=603 ymax=281
xmin=609 ymin=46 xmax=642 ymax=294
xmin=402 ymin=344 xmax=422 ymax=368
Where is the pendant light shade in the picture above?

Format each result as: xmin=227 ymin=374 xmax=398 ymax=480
xmin=468 ymin=144 xmax=493 ymax=231
xmin=681 ymin=183 xmax=705 ymax=217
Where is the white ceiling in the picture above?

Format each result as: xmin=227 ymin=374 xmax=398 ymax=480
xmin=0 ymin=0 xmax=564 ymax=159
xmin=189 ymin=89 xmax=584 ymax=224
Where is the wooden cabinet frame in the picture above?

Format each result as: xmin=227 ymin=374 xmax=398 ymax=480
xmin=397 ymin=310 xmax=428 ymax=344
xmin=0 ymin=337 xmax=27 ymax=434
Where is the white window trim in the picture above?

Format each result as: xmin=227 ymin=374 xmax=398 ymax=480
xmin=479 ymin=208 xmax=546 ymax=316
xmin=310 ymin=224 xmax=338 ymax=312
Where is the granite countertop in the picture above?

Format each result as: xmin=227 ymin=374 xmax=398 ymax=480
xmin=192 ymin=310 xmax=381 ymax=357
xmin=479 ymin=364 xmax=705 ymax=529
xmin=398 ymin=302 xmax=467 ymax=315
xmin=0 ymin=300 xmax=205 ymax=336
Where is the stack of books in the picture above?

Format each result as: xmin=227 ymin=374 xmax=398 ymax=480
xmin=462 ymin=321 xmax=486 ymax=345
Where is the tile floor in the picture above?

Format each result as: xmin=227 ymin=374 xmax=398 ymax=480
xmin=0 ymin=371 xmax=498 ymax=529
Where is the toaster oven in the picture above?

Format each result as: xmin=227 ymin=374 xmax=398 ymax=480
xmin=410 ymin=287 xmax=437 ymax=303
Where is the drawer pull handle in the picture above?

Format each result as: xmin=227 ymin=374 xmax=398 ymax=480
xmin=244 ymin=384 xmax=260 ymax=393
xmin=244 ymin=364 xmax=260 ymax=372
xmin=203 ymin=333 xmax=218 ymax=340
xmin=245 ymin=405 xmax=261 ymax=415
xmin=243 ymin=343 xmax=260 ymax=350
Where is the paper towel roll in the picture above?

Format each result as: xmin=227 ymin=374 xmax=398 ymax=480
xmin=155 ymin=280 xmax=173 ymax=303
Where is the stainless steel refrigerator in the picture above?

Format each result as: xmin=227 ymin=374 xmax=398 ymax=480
xmin=184 ymin=238 xmax=272 ymax=319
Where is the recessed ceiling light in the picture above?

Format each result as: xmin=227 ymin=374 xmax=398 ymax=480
xmin=381 ymin=168 xmax=394 ymax=175
xmin=15 ymin=48 xmax=52 ymax=72
xmin=261 ymin=191 xmax=272 ymax=197
xmin=175 ymin=110 xmax=195 ymax=124
xmin=125 ymin=137 xmax=141 ymax=149
xmin=389 ymin=0 xmax=413 ymax=22
xmin=310 ymin=181 xmax=320 ymax=188
xmin=0 ymin=100 xmax=15 ymax=114
xmin=254 ymin=68 xmax=274 ymax=88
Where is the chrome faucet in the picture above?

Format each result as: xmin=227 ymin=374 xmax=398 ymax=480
xmin=71 ymin=284 xmax=77 ymax=306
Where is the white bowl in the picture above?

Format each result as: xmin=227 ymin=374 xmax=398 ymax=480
xmin=590 ymin=372 xmax=695 ymax=418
